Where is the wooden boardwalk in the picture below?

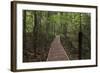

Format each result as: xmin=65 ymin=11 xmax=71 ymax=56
xmin=47 ymin=35 xmax=69 ymax=61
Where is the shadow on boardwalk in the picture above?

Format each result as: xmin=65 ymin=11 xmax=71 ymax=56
xmin=47 ymin=35 xmax=69 ymax=61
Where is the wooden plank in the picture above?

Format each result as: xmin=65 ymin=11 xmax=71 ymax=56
xmin=47 ymin=35 xmax=69 ymax=61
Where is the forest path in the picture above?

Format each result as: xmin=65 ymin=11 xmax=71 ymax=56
xmin=47 ymin=35 xmax=69 ymax=61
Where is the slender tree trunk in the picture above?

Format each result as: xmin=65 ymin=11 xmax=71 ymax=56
xmin=78 ymin=13 xmax=83 ymax=59
xmin=23 ymin=10 xmax=27 ymax=62
xmin=33 ymin=11 xmax=38 ymax=57
xmin=23 ymin=10 xmax=26 ymax=49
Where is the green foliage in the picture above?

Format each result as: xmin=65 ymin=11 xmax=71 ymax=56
xmin=25 ymin=11 xmax=34 ymax=32
xmin=23 ymin=10 xmax=91 ymax=62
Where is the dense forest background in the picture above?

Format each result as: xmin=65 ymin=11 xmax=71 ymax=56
xmin=23 ymin=10 xmax=91 ymax=62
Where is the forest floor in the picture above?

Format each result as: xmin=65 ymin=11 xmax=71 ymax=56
xmin=47 ymin=35 xmax=69 ymax=61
